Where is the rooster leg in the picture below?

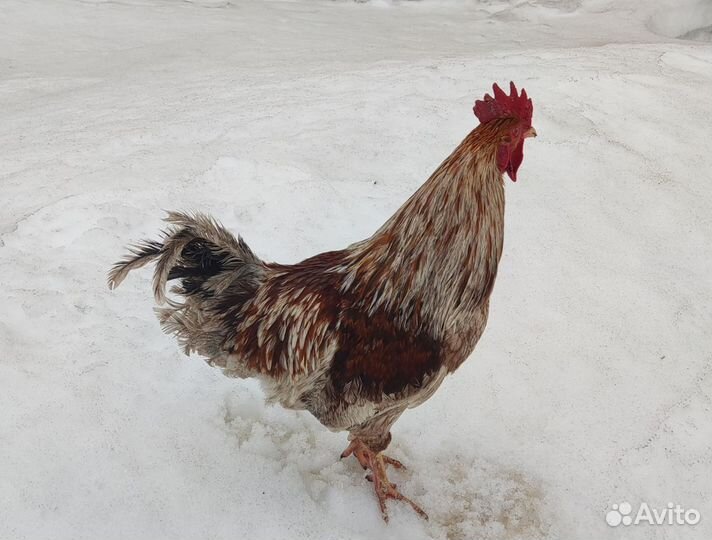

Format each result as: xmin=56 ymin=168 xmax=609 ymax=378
xmin=340 ymin=439 xmax=428 ymax=522
xmin=340 ymin=439 xmax=404 ymax=470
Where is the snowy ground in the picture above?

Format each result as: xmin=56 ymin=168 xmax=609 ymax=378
xmin=2 ymin=0 xmax=712 ymax=539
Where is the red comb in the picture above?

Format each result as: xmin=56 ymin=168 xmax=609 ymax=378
xmin=473 ymin=81 xmax=532 ymax=127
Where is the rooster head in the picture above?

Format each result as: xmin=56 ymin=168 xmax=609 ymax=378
xmin=473 ymin=82 xmax=536 ymax=182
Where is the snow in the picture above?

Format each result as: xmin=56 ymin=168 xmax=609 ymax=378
xmin=648 ymin=0 xmax=712 ymax=41
xmin=1 ymin=0 xmax=711 ymax=539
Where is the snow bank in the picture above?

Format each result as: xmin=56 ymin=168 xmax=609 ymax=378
xmin=1 ymin=1 xmax=711 ymax=539
xmin=648 ymin=0 xmax=712 ymax=41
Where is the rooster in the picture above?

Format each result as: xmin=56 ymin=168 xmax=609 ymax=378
xmin=109 ymin=82 xmax=536 ymax=521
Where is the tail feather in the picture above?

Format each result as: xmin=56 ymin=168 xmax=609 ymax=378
xmin=108 ymin=211 xmax=266 ymax=356
xmin=107 ymin=240 xmax=164 ymax=291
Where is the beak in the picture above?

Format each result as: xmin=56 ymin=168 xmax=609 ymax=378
xmin=524 ymin=126 xmax=537 ymax=139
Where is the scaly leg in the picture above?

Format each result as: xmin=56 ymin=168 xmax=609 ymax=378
xmin=341 ymin=439 xmax=428 ymax=522
xmin=341 ymin=439 xmax=406 ymax=470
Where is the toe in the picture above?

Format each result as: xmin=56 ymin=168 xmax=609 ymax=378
xmin=395 ymin=492 xmax=429 ymax=520
xmin=376 ymin=493 xmax=390 ymax=522
xmin=382 ymin=455 xmax=406 ymax=469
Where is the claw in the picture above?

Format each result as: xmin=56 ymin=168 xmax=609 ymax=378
xmin=340 ymin=439 xmax=428 ymax=522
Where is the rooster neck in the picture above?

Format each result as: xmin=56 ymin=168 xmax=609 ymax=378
xmin=342 ymin=132 xmax=505 ymax=338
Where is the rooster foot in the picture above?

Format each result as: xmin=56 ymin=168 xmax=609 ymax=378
xmin=340 ymin=439 xmax=428 ymax=522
